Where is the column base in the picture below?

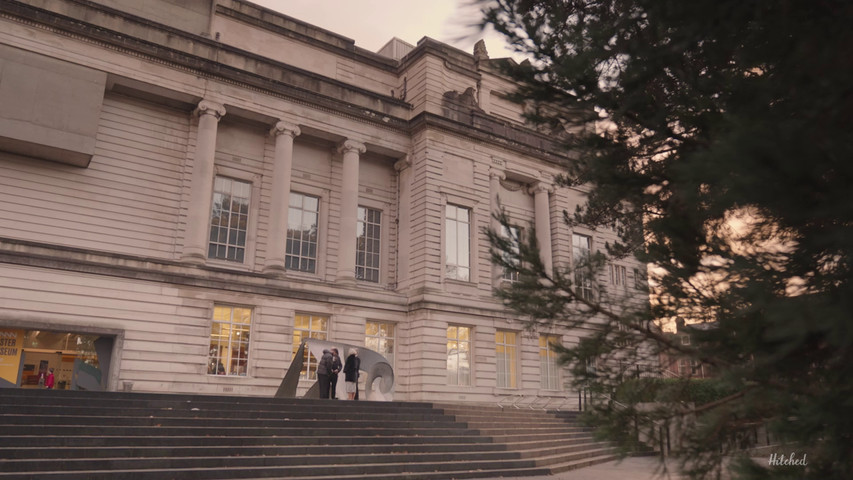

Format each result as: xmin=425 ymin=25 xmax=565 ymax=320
xmin=181 ymin=251 xmax=207 ymax=266
xmin=263 ymin=264 xmax=287 ymax=276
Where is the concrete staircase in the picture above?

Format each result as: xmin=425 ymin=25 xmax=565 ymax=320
xmin=0 ymin=389 xmax=618 ymax=479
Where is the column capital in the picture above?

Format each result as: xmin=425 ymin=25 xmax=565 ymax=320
xmin=528 ymin=182 xmax=554 ymax=195
xmin=489 ymin=168 xmax=506 ymax=181
xmin=338 ymin=139 xmax=366 ymax=155
xmin=270 ymin=121 xmax=301 ymax=138
xmin=394 ymin=155 xmax=411 ymax=172
xmin=194 ymin=100 xmax=226 ymax=120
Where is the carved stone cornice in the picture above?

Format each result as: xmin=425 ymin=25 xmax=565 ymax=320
xmin=394 ymin=156 xmax=411 ymax=172
xmin=528 ymin=182 xmax=555 ymax=195
xmin=270 ymin=121 xmax=301 ymax=138
xmin=194 ymin=100 xmax=226 ymax=119
xmin=338 ymin=139 xmax=367 ymax=155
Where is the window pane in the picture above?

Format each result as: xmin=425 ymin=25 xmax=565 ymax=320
xmin=286 ymin=193 xmax=320 ymax=273
xmin=365 ymin=321 xmax=395 ymax=367
xmin=444 ymin=205 xmax=471 ymax=281
xmin=292 ymin=314 xmax=329 ymax=379
xmin=447 ymin=325 xmax=471 ymax=386
xmin=208 ymin=177 xmax=251 ymax=263
xmin=356 ymin=207 xmax=382 ymax=283
xmin=208 ymin=305 xmax=252 ymax=376
xmin=496 ymin=330 xmax=518 ymax=388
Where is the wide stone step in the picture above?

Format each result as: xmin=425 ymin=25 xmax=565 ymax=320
xmin=0 ymin=424 xmax=480 ymax=437
xmin=0 ymin=433 xmax=494 ymax=448
xmin=0 ymin=390 xmax=622 ymax=480
xmin=474 ymin=425 xmax=590 ymax=436
xmin=488 ymin=431 xmax=596 ymax=443
xmin=0 ymin=390 xmax=433 ymax=409
xmin=0 ymin=404 xmax=451 ymax=422
xmin=0 ymin=449 xmax=530 ymax=473
xmin=0 ymin=456 xmax=548 ymax=480
xmin=0 ymin=414 xmax=463 ymax=430
xmin=0 ymin=441 xmax=509 ymax=460
xmin=529 ymin=446 xmax=620 ymax=467
xmin=0 ymin=396 xmax=440 ymax=415
xmin=549 ymin=452 xmax=623 ymax=473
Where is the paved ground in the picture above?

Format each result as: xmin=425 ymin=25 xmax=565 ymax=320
xmin=478 ymin=457 xmax=685 ymax=480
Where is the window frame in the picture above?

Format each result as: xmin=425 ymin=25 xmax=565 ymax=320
xmin=539 ymin=334 xmax=561 ymax=391
xmin=444 ymin=203 xmax=473 ymax=283
xmin=572 ymin=233 xmax=594 ymax=301
xmin=610 ymin=264 xmax=627 ymax=287
xmin=292 ymin=313 xmax=329 ymax=380
xmin=495 ymin=330 xmax=519 ymax=389
xmin=501 ymin=224 xmax=521 ymax=283
xmin=206 ymin=167 xmax=260 ymax=269
xmin=286 ymin=191 xmax=322 ymax=274
xmin=208 ymin=305 xmax=253 ymax=377
xmin=356 ymin=205 xmax=383 ymax=283
xmin=447 ymin=325 xmax=473 ymax=386
xmin=365 ymin=321 xmax=395 ymax=367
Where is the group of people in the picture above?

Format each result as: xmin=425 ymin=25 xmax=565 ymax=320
xmin=317 ymin=347 xmax=360 ymax=400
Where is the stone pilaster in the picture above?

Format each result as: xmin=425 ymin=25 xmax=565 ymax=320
xmin=336 ymin=140 xmax=366 ymax=283
xmin=489 ymin=168 xmax=506 ymax=289
xmin=394 ymin=156 xmax=412 ymax=288
xmin=264 ymin=121 xmax=301 ymax=274
xmin=182 ymin=100 xmax=225 ymax=264
xmin=530 ymin=182 xmax=555 ymax=276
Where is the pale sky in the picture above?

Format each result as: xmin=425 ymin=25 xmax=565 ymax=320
xmin=250 ymin=0 xmax=516 ymax=59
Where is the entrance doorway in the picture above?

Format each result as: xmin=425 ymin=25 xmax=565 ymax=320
xmin=18 ymin=331 xmax=103 ymax=390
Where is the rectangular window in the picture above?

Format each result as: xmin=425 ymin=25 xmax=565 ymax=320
xmin=496 ymin=330 xmax=518 ymax=388
xmin=572 ymin=233 xmax=594 ymax=300
xmin=286 ymin=193 xmax=319 ymax=273
xmin=445 ymin=204 xmax=471 ymax=282
xmin=292 ymin=314 xmax=328 ymax=379
xmin=208 ymin=176 xmax=251 ymax=262
xmin=208 ymin=305 xmax=251 ymax=376
xmin=610 ymin=264 xmax=627 ymax=286
xmin=539 ymin=335 xmax=560 ymax=390
xmin=633 ymin=267 xmax=645 ymax=290
xmin=356 ymin=207 xmax=382 ymax=283
xmin=447 ymin=325 xmax=472 ymax=386
xmin=365 ymin=321 xmax=395 ymax=367
xmin=501 ymin=225 xmax=520 ymax=283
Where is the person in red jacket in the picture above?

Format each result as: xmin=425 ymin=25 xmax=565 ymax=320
xmin=44 ymin=367 xmax=55 ymax=389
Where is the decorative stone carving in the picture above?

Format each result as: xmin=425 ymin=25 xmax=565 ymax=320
xmin=473 ymin=39 xmax=489 ymax=62
xmin=337 ymin=139 xmax=366 ymax=155
xmin=270 ymin=121 xmax=300 ymax=139
xmin=194 ymin=100 xmax=226 ymax=119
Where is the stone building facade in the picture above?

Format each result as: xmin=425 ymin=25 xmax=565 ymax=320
xmin=0 ymin=0 xmax=647 ymax=403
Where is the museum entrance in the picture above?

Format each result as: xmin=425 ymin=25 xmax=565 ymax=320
xmin=0 ymin=328 xmax=114 ymax=390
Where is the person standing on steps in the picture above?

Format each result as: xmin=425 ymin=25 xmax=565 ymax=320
xmin=317 ymin=349 xmax=333 ymax=399
xmin=44 ymin=367 xmax=55 ymax=390
xmin=343 ymin=348 xmax=360 ymax=401
xmin=329 ymin=348 xmax=342 ymax=399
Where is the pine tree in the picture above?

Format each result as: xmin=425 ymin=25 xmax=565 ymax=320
xmin=480 ymin=1 xmax=853 ymax=478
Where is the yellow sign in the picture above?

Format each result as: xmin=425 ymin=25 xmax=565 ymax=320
xmin=0 ymin=329 xmax=24 ymax=385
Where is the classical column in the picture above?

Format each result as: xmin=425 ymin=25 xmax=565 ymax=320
xmin=394 ymin=156 xmax=412 ymax=288
xmin=531 ymin=182 xmax=554 ymax=276
xmin=336 ymin=140 xmax=366 ymax=283
xmin=182 ymin=100 xmax=226 ymax=264
xmin=264 ymin=121 xmax=301 ymax=274
xmin=490 ymin=168 xmax=506 ymax=289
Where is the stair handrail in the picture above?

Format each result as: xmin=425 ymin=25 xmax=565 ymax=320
xmin=552 ymin=392 xmax=580 ymax=412
xmin=537 ymin=397 xmax=554 ymax=411
xmin=497 ymin=393 xmax=524 ymax=410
